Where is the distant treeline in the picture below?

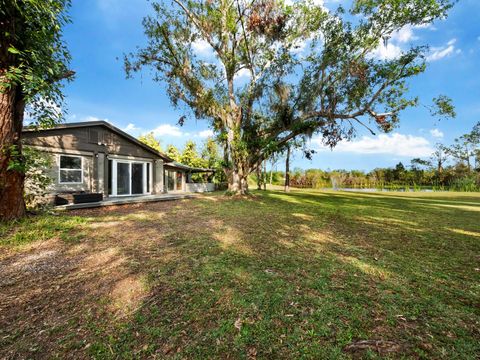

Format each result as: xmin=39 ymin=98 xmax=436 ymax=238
xmin=267 ymin=121 xmax=480 ymax=192
xmin=268 ymin=164 xmax=479 ymax=191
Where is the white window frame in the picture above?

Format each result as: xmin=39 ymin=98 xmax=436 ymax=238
xmin=110 ymin=159 xmax=152 ymax=197
xmin=58 ymin=154 xmax=83 ymax=184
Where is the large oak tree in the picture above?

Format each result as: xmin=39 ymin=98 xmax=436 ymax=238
xmin=0 ymin=0 xmax=72 ymax=220
xmin=129 ymin=0 xmax=455 ymax=194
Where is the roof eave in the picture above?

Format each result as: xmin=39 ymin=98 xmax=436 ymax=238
xmin=22 ymin=121 xmax=173 ymax=162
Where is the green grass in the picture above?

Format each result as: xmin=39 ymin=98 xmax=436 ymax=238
xmin=0 ymin=190 xmax=479 ymax=359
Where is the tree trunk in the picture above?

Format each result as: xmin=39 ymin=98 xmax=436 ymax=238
xmin=0 ymin=84 xmax=26 ymax=220
xmin=263 ymin=159 xmax=267 ymax=191
xmin=284 ymin=145 xmax=290 ymax=192
xmin=269 ymin=166 xmax=273 ymax=185
xmin=256 ymin=162 xmax=262 ymax=190
xmin=228 ymin=167 xmax=249 ymax=194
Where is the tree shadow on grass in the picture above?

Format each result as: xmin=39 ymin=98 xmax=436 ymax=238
xmin=0 ymin=192 xmax=478 ymax=359
xmin=88 ymin=192 xmax=479 ymax=358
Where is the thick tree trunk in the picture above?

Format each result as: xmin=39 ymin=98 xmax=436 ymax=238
xmin=284 ymin=145 xmax=290 ymax=192
xmin=0 ymin=84 xmax=26 ymax=220
xmin=228 ymin=167 xmax=249 ymax=194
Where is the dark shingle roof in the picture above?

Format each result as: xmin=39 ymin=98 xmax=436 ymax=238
xmin=22 ymin=120 xmax=173 ymax=161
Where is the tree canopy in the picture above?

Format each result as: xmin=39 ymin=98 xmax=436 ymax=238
xmin=1 ymin=0 xmax=73 ymax=127
xmin=138 ymin=132 xmax=162 ymax=152
xmin=125 ymin=0 xmax=455 ymax=194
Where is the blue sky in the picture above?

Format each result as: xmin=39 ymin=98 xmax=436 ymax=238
xmin=59 ymin=0 xmax=480 ymax=171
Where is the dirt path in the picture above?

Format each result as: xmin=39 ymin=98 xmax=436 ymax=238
xmin=0 ymin=201 xmax=183 ymax=359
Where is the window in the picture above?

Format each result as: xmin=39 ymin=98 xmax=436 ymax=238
xmin=59 ymin=155 xmax=83 ymax=183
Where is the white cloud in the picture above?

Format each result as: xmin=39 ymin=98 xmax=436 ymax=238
xmin=234 ymin=67 xmax=251 ymax=80
xmin=370 ymin=42 xmax=403 ymax=60
xmin=427 ymin=38 xmax=459 ymax=61
xmin=192 ymin=39 xmax=213 ymax=57
xmin=197 ymin=129 xmax=214 ymax=138
xmin=369 ymin=24 xmax=438 ymax=61
xmin=391 ymin=25 xmax=419 ymax=43
xmin=123 ymin=123 xmax=139 ymax=132
xmin=312 ymin=0 xmax=325 ymax=6
xmin=429 ymin=128 xmax=444 ymax=139
xmin=313 ymin=133 xmax=433 ymax=157
xmin=152 ymin=124 xmax=183 ymax=137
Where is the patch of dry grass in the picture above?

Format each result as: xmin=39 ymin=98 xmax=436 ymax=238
xmin=0 ymin=190 xmax=479 ymax=359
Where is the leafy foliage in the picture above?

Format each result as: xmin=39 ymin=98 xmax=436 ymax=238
xmin=166 ymin=144 xmax=181 ymax=162
xmin=138 ymin=132 xmax=162 ymax=152
xmin=23 ymin=146 xmax=53 ymax=210
xmin=0 ymin=0 xmax=73 ymax=126
xmin=125 ymin=0 xmax=455 ymax=191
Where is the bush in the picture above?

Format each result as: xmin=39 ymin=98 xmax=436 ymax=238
xmin=23 ymin=147 xmax=53 ymax=210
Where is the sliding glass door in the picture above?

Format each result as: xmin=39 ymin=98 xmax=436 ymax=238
xmin=109 ymin=159 xmax=151 ymax=197
xmin=131 ymin=163 xmax=144 ymax=195
xmin=117 ymin=162 xmax=130 ymax=195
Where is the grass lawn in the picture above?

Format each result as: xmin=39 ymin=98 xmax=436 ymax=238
xmin=0 ymin=190 xmax=479 ymax=359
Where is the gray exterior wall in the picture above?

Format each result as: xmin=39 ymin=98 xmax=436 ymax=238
xmin=23 ymin=125 xmax=163 ymax=196
xmin=185 ymin=183 xmax=215 ymax=193
xmin=38 ymin=149 xmax=94 ymax=193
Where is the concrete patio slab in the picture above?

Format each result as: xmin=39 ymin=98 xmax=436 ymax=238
xmin=55 ymin=193 xmax=200 ymax=210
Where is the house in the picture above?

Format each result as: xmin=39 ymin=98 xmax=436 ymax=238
xmin=22 ymin=121 xmax=214 ymax=205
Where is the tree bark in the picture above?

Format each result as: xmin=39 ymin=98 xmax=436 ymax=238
xmin=284 ymin=145 xmax=290 ymax=193
xmin=256 ymin=162 xmax=262 ymax=190
xmin=263 ymin=159 xmax=267 ymax=191
xmin=228 ymin=167 xmax=249 ymax=194
xmin=0 ymin=83 xmax=26 ymax=220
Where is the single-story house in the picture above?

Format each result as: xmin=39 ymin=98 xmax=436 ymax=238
xmin=22 ymin=121 xmax=214 ymax=205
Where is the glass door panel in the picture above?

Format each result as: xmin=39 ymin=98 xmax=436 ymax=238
xmin=117 ymin=162 xmax=130 ymax=195
xmin=176 ymin=172 xmax=183 ymax=191
xmin=167 ymin=171 xmax=175 ymax=191
xmin=132 ymin=163 xmax=144 ymax=194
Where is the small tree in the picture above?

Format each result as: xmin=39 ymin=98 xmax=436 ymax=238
xmin=430 ymin=143 xmax=449 ymax=184
xmin=0 ymin=0 xmax=73 ymax=220
xmin=201 ymin=137 xmax=226 ymax=184
xmin=166 ymin=144 xmax=181 ymax=162
xmin=23 ymin=146 xmax=53 ymax=210
xmin=447 ymin=135 xmax=477 ymax=172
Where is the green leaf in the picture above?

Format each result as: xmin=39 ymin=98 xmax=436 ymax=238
xmin=7 ymin=46 xmax=21 ymax=54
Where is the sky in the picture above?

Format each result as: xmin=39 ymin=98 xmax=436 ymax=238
xmin=57 ymin=0 xmax=480 ymax=171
